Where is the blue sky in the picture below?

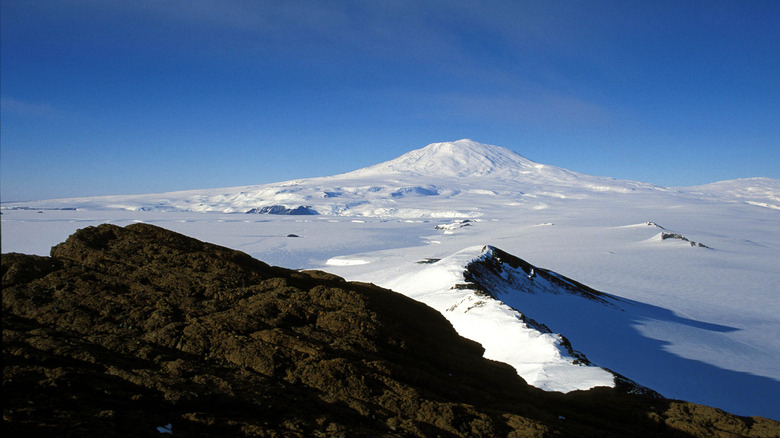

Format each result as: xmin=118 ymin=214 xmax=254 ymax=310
xmin=2 ymin=0 xmax=778 ymax=201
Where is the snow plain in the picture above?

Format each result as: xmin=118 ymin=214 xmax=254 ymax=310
xmin=2 ymin=140 xmax=779 ymax=419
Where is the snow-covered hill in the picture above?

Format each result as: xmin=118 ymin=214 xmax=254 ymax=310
xmin=2 ymin=139 xmax=779 ymax=419
xmin=684 ymin=177 xmax=780 ymax=210
xmin=331 ymin=243 xmax=662 ymax=395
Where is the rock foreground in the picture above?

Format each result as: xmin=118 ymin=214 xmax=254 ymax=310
xmin=2 ymin=224 xmax=778 ymax=437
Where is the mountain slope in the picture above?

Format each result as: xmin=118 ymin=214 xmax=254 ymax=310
xmin=3 ymin=223 xmax=778 ymax=437
xmin=684 ymin=177 xmax=780 ymax=210
xmin=343 ymin=245 xmax=621 ymax=393
xmin=329 ymin=244 xmax=681 ymax=397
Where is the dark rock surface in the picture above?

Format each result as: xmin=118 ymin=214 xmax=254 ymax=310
xmin=464 ymin=246 xmax=620 ymax=306
xmin=660 ymin=232 xmax=710 ymax=248
xmin=246 ymin=205 xmax=319 ymax=215
xmin=3 ymin=224 xmax=778 ymax=437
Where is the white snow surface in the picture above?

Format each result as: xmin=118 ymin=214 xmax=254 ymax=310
xmin=2 ymin=140 xmax=779 ymax=419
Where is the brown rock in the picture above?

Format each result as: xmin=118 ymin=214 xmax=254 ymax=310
xmin=3 ymin=223 xmax=777 ymax=437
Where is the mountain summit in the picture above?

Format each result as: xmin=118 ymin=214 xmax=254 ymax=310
xmin=347 ymin=139 xmax=544 ymax=178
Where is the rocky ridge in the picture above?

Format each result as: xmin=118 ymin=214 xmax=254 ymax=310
xmin=3 ymin=223 xmax=778 ymax=437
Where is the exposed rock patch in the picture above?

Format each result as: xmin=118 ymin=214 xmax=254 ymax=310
xmin=435 ymin=219 xmax=474 ymax=231
xmin=416 ymin=258 xmax=442 ymax=264
xmin=660 ymin=232 xmax=710 ymax=248
xmin=465 ymin=246 xmax=620 ymax=306
xmin=3 ymin=224 xmax=777 ymax=437
xmin=246 ymin=205 xmax=318 ymax=215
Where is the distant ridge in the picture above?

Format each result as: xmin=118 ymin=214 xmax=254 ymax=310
xmin=1 ymin=139 xmax=777 ymax=214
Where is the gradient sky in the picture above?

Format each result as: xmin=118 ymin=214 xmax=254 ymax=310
xmin=2 ymin=1 xmax=779 ymax=201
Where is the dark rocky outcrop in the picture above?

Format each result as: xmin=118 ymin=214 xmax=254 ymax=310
xmin=3 ymin=224 xmax=778 ymax=437
xmin=246 ymin=205 xmax=318 ymax=215
xmin=434 ymin=219 xmax=474 ymax=231
xmin=660 ymin=232 xmax=710 ymax=248
xmin=464 ymin=246 xmax=620 ymax=306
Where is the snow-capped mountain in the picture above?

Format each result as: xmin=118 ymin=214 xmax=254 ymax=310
xmin=345 ymin=139 xmax=555 ymax=178
xmin=5 ymin=139 xmax=777 ymax=216
xmin=2 ymin=139 xmax=779 ymax=419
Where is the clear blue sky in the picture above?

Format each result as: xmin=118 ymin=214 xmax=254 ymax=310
xmin=2 ymin=1 xmax=779 ymax=201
